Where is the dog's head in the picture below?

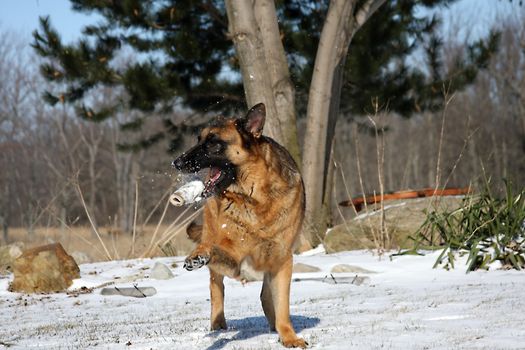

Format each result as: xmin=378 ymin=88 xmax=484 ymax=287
xmin=172 ymin=103 xmax=266 ymax=197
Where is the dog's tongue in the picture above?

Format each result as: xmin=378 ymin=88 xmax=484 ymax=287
xmin=203 ymin=167 xmax=221 ymax=195
xmin=209 ymin=167 xmax=221 ymax=182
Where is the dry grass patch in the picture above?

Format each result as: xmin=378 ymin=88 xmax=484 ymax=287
xmin=3 ymin=224 xmax=196 ymax=263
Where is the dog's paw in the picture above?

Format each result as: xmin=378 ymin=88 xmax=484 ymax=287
xmin=184 ymin=254 xmax=210 ymax=271
xmin=281 ymin=337 xmax=308 ymax=349
xmin=211 ymin=316 xmax=227 ymax=331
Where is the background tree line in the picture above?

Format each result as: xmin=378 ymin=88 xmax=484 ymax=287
xmin=0 ymin=1 xmax=523 ymax=249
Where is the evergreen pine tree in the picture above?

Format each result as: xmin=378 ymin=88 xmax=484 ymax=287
xmin=32 ymin=0 xmax=499 ymax=152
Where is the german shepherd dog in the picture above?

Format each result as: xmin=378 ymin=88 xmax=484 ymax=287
xmin=172 ymin=103 xmax=307 ymax=348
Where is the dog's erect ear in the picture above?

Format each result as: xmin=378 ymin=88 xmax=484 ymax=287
xmin=242 ymin=103 xmax=266 ymax=138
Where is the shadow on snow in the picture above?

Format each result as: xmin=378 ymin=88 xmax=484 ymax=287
xmin=205 ymin=315 xmax=320 ymax=350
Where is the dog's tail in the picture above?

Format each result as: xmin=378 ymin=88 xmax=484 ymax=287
xmin=186 ymin=222 xmax=203 ymax=243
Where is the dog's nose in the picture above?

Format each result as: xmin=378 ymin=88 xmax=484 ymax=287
xmin=172 ymin=157 xmax=184 ymax=169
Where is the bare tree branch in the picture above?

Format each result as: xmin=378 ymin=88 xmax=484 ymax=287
xmin=354 ymin=0 xmax=387 ymax=34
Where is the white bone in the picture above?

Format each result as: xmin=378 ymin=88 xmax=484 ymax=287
xmin=169 ymin=180 xmax=205 ymax=206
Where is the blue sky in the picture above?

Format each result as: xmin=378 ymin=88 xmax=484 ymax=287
xmin=0 ymin=0 xmax=520 ymax=44
xmin=0 ymin=0 xmax=98 ymax=42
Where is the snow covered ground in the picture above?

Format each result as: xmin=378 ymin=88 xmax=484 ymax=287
xmin=1 ymin=248 xmax=524 ymax=349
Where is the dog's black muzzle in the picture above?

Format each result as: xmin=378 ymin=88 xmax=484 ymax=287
xmin=172 ymin=154 xmax=203 ymax=173
xmin=172 ymin=143 xmax=214 ymax=173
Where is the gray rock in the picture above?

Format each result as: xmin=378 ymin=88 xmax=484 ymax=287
xmin=150 ymin=262 xmax=174 ymax=280
xmin=323 ymin=225 xmax=375 ymax=254
xmin=331 ymin=264 xmax=377 ymax=274
xmin=325 ymin=196 xmax=466 ymax=253
xmin=293 ymin=263 xmax=321 ymax=273
xmin=101 ymin=286 xmax=157 ymax=298
xmin=292 ymin=275 xmax=370 ymax=285
xmin=351 ymin=276 xmax=371 ymax=286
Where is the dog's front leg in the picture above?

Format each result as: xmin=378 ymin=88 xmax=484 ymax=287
xmin=270 ymin=256 xmax=308 ymax=349
xmin=209 ymin=269 xmax=227 ymax=330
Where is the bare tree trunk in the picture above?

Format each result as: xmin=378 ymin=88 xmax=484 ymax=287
xmin=321 ymin=138 xmax=336 ymax=232
xmin=253 ymin=0 xmax=301 ymax=164
xmin=1 ymin=180 xmax=9 ymax=243
xmin=427 ymin=115 xmax=436 ymax=187
xmin=78 ymin=122 xmax=104 ymax=230
xmin=40 ymin=106 xmax=82 ymax=234
xmin=114 ymin=147 xmax=133 ymax=233
xmin=27 ymin=160 xmax=37 ymax=237
xmin=0 ymin=212 xmax=7 ymax=244
xmin=109 ymin=117 xmax=139 ymax=234
xmin=59 ymin=204 xmax=67 ymax=238
xmin=302 ymin=0 xmax=386 ymax=246
xmin=225 ymin=0 xmax=301 ymax=164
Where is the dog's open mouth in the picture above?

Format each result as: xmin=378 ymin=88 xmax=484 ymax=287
xmin=203 ymin=167 xmax=223 ymax=196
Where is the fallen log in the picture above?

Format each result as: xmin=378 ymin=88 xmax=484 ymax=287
xmin=339 ymin=187 xmax=471 ymax=212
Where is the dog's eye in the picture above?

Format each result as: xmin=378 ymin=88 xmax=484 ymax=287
xmin=206 ymin=139 xmax=223 ymax=153
xmin=205 ymin=135 xmax=225 ymax=153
